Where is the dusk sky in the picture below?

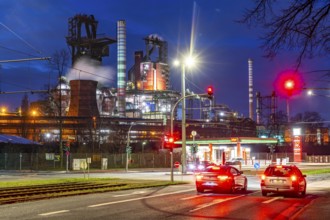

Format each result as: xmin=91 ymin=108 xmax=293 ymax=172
xmin=0 ymin=0 xmax=329 ymax=121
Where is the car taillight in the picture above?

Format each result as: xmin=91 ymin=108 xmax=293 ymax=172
xmin=217 ymin=175 xmax=229 ymax=180
xmin=196 ymin=174 xmax=203 ymax=181
xmin=261 ymin=174 xmax=266 ymax=180
xmin=291 ymin=175 xmax=297 ymax=181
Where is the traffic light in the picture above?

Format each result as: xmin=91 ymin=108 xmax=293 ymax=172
xmin=284 ymin=79 xmax=295 ymax=96
xmin=126 ymin=146 xmax=132 ymax=154
xmin=273 ymin=71 xmax=304 ymax=98
xmin=207 ymin=86 xmax=214 ymax=99
xmin=191 ymin=145 xmax=198 ymax=154
xmin=164 ymin=134 xmax=175 ymax=150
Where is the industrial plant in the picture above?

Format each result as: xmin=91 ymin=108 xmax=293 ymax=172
xmin=1 ymin=14 xmax=328 ymax=170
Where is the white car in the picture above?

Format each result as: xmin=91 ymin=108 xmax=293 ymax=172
xmin=225 ymin=157 xmax=244 ymax=165
xmin=261 ymin=164 xmax=307 ymax=197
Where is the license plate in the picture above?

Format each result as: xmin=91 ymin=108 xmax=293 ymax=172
xmin=204 ymin=182 xmax=217 ymax=186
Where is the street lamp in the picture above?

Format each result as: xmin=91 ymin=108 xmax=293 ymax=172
xmin=31 ymin=110 xmax=37 ymax=141
xmin=126 ymin=122 xmax=135 ymax=172
xmin=173 ymin=55 xmax=196 ymax=174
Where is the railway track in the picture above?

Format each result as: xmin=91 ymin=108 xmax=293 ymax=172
xmin=0 ymin=182 xmax=127 ymax=205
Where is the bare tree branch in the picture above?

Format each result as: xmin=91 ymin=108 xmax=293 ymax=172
xmin=239 ymin=0 xmax=330 ymax=68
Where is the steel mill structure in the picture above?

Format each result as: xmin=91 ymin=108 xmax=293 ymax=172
xmin=0 ymin=14 xmax=258 ymax=155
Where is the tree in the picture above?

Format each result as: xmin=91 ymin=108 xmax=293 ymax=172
xmin=291 ymin=111 xmax=324 ymax=130
xmin=50 ymin=49 xmax=70 ymax=78
xmin=240 ymin=0 xmax=330 ymax=68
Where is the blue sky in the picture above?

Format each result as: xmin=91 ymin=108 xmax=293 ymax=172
xmin=0 ymin=0 xmax=329 ymax=121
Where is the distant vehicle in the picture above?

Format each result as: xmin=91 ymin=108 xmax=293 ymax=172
xmin=187 ymin=161 xmax=217 ymax=172
xmin=261 ymin=164 xmax=307 ymax=197
xmin=225 ymin=157 xmax=244 ymax=165
xmin=195 ymin=165 xmax=247 ymax=193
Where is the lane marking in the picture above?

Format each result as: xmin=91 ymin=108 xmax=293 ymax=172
xmin=180 ymin=193 xmax=213 ymax=200
xmin=113 ymin=191 xmax=146 ymax=197
xmin=189 ymin=195 xmax=245 ymax=212
xmin=88 ymin=188 xmax=194 ymax=208
xmin=39 ymin=210 xmax=70 ymax=216
xmin=262 ymin=196 xmax=283 ymax=204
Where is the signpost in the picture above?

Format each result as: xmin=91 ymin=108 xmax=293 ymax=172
xmin=174 ymin=161 xmax=180 ymax=169
xmin=254 ymin=162 xmax=260 ymax=175
xmin=191 ymin=130 xmax=197 ymax=164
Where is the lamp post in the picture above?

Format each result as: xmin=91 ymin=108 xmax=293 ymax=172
xmin=126 ymin=122 xmax=135 ymax=172
xmin=174 ymin=55 xmax=196 ymax=174
xmin=32 ymin=110 xmax=37 ymax=142
xmin=142 ymin=141 xmax=146 ymax=166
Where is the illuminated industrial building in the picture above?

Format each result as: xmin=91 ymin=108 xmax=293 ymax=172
xmin=0 ymin=14 xmax=257 ymax=154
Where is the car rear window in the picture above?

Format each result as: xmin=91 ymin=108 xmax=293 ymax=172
xmin=265 ymin=166 xmax=294 ymax=177
xmin=204 ymin=166 xmax=228 ymax=174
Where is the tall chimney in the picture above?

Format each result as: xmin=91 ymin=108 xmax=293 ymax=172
xmin=117 ymin=20 xmax=126 ymax=117
xmin=248 ymin=58 xmax=254 ymax=120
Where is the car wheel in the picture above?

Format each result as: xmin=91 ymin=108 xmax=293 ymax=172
xmin=262 ymin=191 xmax=267 ymax=196
xmin=301 ymin=186 xmax=306 ymax=196
xmin=196 ymin=187 xmax=204 ymax=193
xmin=242 ymin=180 xmax=247 ymax=192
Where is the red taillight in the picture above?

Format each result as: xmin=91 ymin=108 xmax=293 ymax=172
xmin=291 ymin=175 xmax=297 ymax=181
xmin=196 ymin=174 xmax=203 ymax=181
xmin=217 ymin=175 xmax=229 ymax=181
xmin=261 ymin=174 xmax=266 ymax=180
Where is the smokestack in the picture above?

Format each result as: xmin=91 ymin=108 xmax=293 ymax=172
xmin=248 ymin=58 xmax=254 ymax=120
xmin=67 ymin=80 xmax=99 ymax=117
xmin=117 ymin=20 xmax=126 ymax=117
xmin=256 ymin=91 xmax=261 ymax=125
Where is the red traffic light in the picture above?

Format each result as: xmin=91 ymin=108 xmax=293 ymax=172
xmin=164 ymin=134 xmax=175 ymax=149
xmin=273 ymin=71 xmax=304 ymax=98
xmin=284 ymin=79 xmax=295 ymax=90
xmin=207 ymin=86 xmax=214 ymax=99
xmin=207 ymin=86 xmax=213 ymax=95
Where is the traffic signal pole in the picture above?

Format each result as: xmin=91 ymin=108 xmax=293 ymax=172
xmin=126 ymin=123 xmax=135 ymax=172
xmin=170 ymin=92 xmax=207 ymax=180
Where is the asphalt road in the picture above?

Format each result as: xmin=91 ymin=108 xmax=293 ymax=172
xmin=0 ymin=180 xmax=328 ymax=220
xmin=0 ymin=167 xmax=330 ymax=219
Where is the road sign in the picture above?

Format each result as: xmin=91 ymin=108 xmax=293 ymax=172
xmin=174 ymin=161 xmax=180 ymax=168
xmin=254 ymin=162 xmax=260 ymax=169
xmin=80 ymin=160 xmax=87 ymax=170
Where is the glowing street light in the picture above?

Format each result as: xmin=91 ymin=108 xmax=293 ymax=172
xmin=1 ymin=107 xmax=6 ymax=115
xmin=173 ymin=54 xmax=197 ymax=174
xmin=31 ymin=110 xmax=37 ymax=141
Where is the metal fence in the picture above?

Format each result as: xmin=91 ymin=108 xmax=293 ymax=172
xmin=0 ymin=152 xmax=182 ymax=171
xmin=0 ymin=152 xmax=329 ymax=171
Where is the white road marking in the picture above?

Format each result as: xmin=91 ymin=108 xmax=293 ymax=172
xmin=262 ymin=196 xmax=283 ymax=204
xmin=113 ymin=191 xmax=146 ymax=197
xmin=39 ymin=210 xmax=70 ymax=216
xmin=88 ymin=188 xmax=194 ymax=208
xmin=180 ymin=193 xmax=214 ymax=200
xmin=189 ymin=195 xmax=246 ymax=212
